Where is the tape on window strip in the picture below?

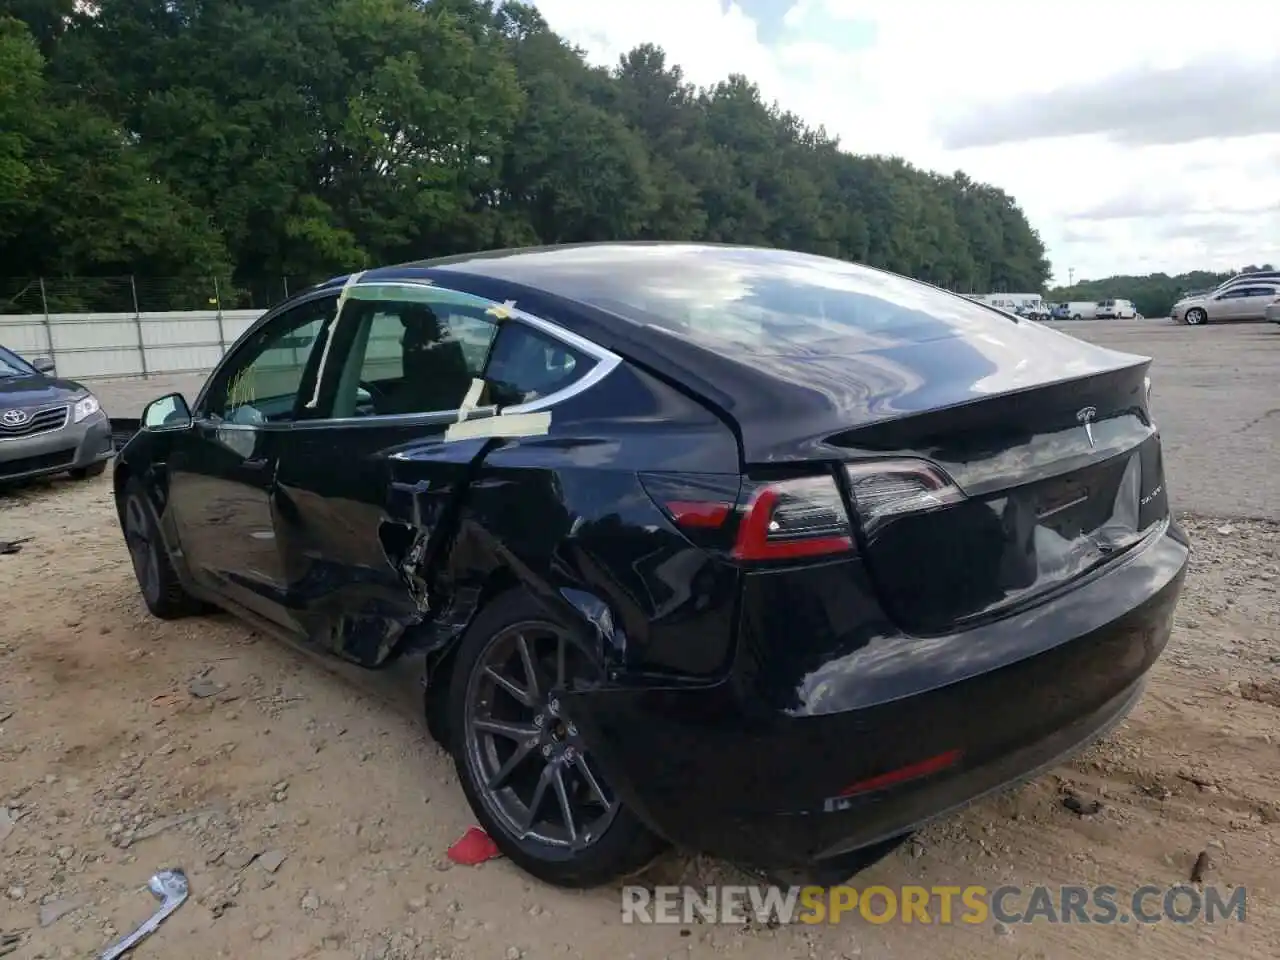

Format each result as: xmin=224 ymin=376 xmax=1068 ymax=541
xmin=305 ymin=270 xmax=365 ymax=409
xmin=457 ymin=378 xmax=485 ymax=422
xmin=444 ymin=410 xmax=551 ymax=442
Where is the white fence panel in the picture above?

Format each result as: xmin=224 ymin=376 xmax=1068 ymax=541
xmin=139 ymin=315 xmax=221 ymax=347
xmin=146 ymin=344 xmax=226 ymax=373
xmin=0 ymin=318 xmax=50 ymax=354
xmin=53 ymin=348 xmax=142 ymax=380
xmin=49 ymin=316 xmax=141 ymax=351
xmin=2 ymin=309 xmax=268 ymax=380
xmin=221 ymin=311 xmax=263 ymax=341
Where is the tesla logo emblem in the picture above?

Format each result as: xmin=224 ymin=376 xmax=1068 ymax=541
xmin=1076 ymin=406 xmax=1097 ymax=447
xmin=1 ymin=408 xmax=31 ymax=427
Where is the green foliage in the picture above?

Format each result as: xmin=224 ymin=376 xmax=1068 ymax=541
xmin=1049 ymin=265 xmax=1275 ymax=318
xmin=1 ymin=0 xmax=1055 ymax=307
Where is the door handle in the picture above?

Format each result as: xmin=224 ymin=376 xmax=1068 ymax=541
xmin=242 ymin=457 xmax=271 ymax=471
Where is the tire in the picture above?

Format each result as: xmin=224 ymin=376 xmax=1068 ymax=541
xmin=447 ymin=586 xmax=665 ymax=887
xmin=121 ymin=478 xmax=204 ymax=620
xmin=1185 ymin=308 xmax=1207 ymax=325
xmin=69 ymin=460 xmax=108 ymax=481
xmin=1071 ymin=314 xmax=1082 ymax=321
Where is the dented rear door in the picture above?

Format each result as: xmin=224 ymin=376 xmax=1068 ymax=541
xmin=274 ymin=417 xmax=494 ymax=665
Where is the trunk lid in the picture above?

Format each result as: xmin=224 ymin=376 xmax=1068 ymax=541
xmin=833 ymin=360 xmax=1167 ymax=634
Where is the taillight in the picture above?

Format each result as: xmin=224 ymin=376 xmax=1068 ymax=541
xmin=732 ymin=476 xmax=853 ymax=561
xmin=641 ymin=460 xmax=964 ymax=561
xmin=845 ymin=459 xmax=964 ymax=536
xmin=636 ymin=472 xmax=742 ymax=550
xmin=638 ymin=471 xmax=854 ymax=561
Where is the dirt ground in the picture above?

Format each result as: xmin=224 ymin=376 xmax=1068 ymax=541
xmin=1 ymin=473 xmax=1278 ymax=960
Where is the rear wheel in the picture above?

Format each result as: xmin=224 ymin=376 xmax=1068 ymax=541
xmin=69 ymin=461 xmax=107 ymax=481
xmin=1185 ymin=308 xmax=1207 ymax=325
xmin=448 ymin=587 xmax=665 ymax=887
xmin=121 ymin=479 xmax=203 ymax=620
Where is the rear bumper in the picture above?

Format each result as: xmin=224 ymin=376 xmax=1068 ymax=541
xmin=0 ymin=411 xmax=113 ymax=482
xmin=565 ymin=520 xmax=1187 ymax=869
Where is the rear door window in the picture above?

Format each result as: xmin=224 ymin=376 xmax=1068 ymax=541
xmin=324 ymin=283 xmax=597 ymax=419
xmin=484 ymin=323 xmax=589 ymax=407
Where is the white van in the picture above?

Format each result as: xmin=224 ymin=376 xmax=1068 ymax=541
xmin=1096 ymin=299 xmax=1137 ymax=320
xmin=1061 ymin=301 xmax=1099 ymax=320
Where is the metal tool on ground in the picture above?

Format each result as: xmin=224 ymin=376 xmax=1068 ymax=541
xmin=99 ymin=868 xmax=189 ymax=960
xmin=0 ymin=537 xmax=32 ymax=556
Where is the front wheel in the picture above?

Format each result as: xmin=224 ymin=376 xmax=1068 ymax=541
xmin=1185 ymin=308 xmax=1207 ymax=325
xmin=121 ymin=480 xmax=204 ymax=620
xmin=448 ymin=587 xmax=665 ymax=887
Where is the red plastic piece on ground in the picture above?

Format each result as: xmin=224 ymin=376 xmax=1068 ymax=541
xmin=447 ymin=826 xmax=502 ymax=865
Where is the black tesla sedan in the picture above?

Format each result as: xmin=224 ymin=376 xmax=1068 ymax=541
xmin=113 ymin=243 xmax=1187 ymax=888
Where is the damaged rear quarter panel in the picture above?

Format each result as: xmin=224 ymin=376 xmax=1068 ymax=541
xmin=421 ymin=365 xmax=745 ymax=681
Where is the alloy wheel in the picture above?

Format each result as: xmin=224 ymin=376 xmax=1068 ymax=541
xmin=462 ymin=622 xmax=619 ymax=852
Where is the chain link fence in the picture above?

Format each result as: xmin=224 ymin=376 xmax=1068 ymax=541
xmin=0 ymin=276 xmax=319 ymax=315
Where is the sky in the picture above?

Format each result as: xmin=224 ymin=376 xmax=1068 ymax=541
xmin=529 ymin=0 xmax=1280 ymax=286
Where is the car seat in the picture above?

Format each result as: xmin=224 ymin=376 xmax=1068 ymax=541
xmin=397 ymin=306 xmax=474 ymax=413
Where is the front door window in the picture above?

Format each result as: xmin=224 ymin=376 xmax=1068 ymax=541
xmin=202 ymin=296 xmax=338 ymax=425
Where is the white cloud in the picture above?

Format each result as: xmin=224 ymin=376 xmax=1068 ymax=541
xmin=530 ymin=0 xmax=1280 ymax=285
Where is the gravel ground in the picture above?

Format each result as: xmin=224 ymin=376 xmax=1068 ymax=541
xmin=1042 ymin=319 xmax=1280 ymax=520
xmin=1 ymin=320 xmax=1276 ymax=959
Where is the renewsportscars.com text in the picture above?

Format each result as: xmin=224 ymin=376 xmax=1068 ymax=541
xmin=621 ymin=884 xmax=1247 ymax=926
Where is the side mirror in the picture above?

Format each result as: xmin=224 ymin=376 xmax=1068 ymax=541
xmin=142 ymin=392 xmax=192 ymax=430
xmin=32 ymin=356 xmax=55 ymax=374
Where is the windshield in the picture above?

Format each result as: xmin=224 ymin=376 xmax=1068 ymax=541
xmin=0 ymin=346 xmax=34 ymax=378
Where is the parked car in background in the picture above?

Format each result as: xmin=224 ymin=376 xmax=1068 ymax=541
xmin=1096 ymin=299 xmax=1137 ymax=320
xmin=1265 ymin=297 xmax=1280 ymax=326
xmin=1062 ymin=301 xmax=1100 ymax=320
xmin=1172 ymin=282 xmax=1280 ymax=325
xmin=1209 ymin=271 xmax=1280 ymax=295
xmin=1 ymin=345 xmax=113 ymax=484
xmin=113 ymin=243 xmax=1186 ymax=889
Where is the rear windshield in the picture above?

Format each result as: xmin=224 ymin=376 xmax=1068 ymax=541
xmin=534 ymin=246 xmax=1022 ymax=355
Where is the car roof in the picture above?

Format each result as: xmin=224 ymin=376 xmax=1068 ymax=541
xmin=302 ymin=243 xmax=1141 ymax=462
xmin=306 ymin=243 xmax=1032 ymax=433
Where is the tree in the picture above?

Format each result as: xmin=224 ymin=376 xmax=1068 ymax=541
xmin=0 ymin=15 xmax=229 ymax=310
xmin=2 ymin=0 xmax=1056 ymax=309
